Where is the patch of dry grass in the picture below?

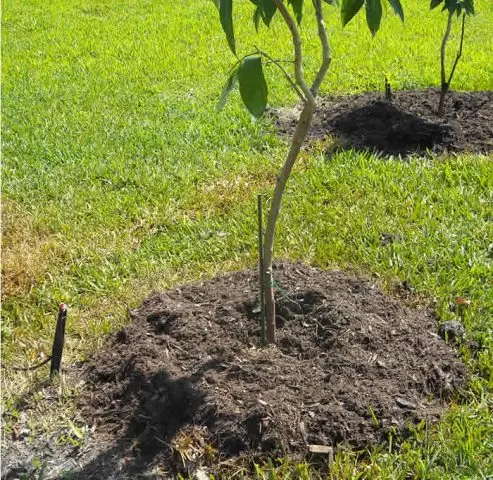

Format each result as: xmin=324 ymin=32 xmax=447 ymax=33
xmin=1 ymin=199 xmax=60 ymax=299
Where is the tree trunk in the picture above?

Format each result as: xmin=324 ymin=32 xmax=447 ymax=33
xmin=438 ymin=82 xmax=449 ymax=117
xmin=438 ymin=11 xmax=453 ymax=117
xmin=440 ymin=13 xmax=466 ymax=117
xmin=261 ymin=0 xmax=330 ymax=344
xmin=263 ymin=102 xmax=315 ymax=343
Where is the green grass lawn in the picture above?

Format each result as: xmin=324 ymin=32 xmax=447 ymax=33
xmin=2 ymin=0 xmax=493 ymax=477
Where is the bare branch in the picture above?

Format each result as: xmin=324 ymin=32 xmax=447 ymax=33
xmin=447 ymin=13 xmax=466 ymax=86
xmin=272 ymin=0 xmax=315 ymax=108
xmin=440 ymin=10 xmax=454 ymax=88
xmin=264 ymin=60 xmax=295 ymax=64
xmin=311 ymin=0 xmax=331 ymax=97
xmin=263 ymin=102 xmax=315 ymax=343
xmin=255 ymin=47 xmax=306 ymax=102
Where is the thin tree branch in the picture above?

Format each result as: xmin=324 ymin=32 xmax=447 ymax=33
xmin=310 ymin=0 xmax=331 ymax=97
xmin=272 ymin=0 xmax=315 ymax=108
xmin=255 ymin=47 xmax=306 ymax=102
xmin=440 ymin=10 xmax=454 ymax=88
xmin=447 ymin=13 xmax=466 ymax=86
xmin=262 ymin=102 xmax=315 ymax=343
xmin=264 ymin=60 xmax=295 ymax=64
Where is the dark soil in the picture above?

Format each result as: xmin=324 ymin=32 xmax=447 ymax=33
xmin=74 ymin=262 xmax=467 ymax=478
xmin=273 ymin=89 xmax=492 ymax=156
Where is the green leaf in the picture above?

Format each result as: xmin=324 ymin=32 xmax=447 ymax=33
xmin=238 ymin=56 xmax=268 ymax=118
xmin=217 ymin=68 xmax=238 ymax=111
xmin=288 ymin=0 xmax=304 ymax=25
xmin=253 ymin=6 xmax=262 ymax=31
xmin=250 ymin=0 xmax=276 ymax=29
xmin=387 ymin=0 xmax=404 ymax=21
xmin=443 ymin=0 xmax=458 ymax=13
xmin=365 ymin=0 xmax=382 ymax=36
xmin=219 ymin=0 xmax=235 ymax=55
xmin=462 ymin=0 xmax=474 ymax=15
xmin=260 ymin=0 xmax=277 ymax=26
xmin=430 ymin=0 xmax=443 ymax=9
xmin=323 ymin=0 xmax=339 ymax=6
xmin=341 ymin=0 xmax=364 ymax=27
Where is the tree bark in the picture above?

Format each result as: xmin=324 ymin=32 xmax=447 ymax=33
xmin=263 ymin=102 xmax=315 ymax=343
xmin=311 ymin=0 xmax=331 ymax=97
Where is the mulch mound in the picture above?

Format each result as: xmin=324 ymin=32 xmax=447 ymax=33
xmin=78 ymin=262 xmax=466 ymax=477
xmin=273 ymin=89 xmax=492 ymax=156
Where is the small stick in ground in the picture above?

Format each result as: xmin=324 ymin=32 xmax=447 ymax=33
xmin=0 ymin=305 xmax=68 ymax=373
xmin=50 ymin=303 xmax=68 ymax=378
xmin=257 ymin=194 xmax=266 ymax=345
xmin=385 ymin=76 xmax=392 ymax=102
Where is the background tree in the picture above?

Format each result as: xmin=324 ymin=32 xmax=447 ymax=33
xmin=214 ymin=0 xmax=404 ymax=344
xmin=430 ymin=0 xmax=475 ymax=116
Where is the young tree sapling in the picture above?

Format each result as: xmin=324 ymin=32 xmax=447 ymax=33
xmin=213 ymin=0 xmax=404 ymax=344
xmin=430 ymin=0 xmax=475 ymax=116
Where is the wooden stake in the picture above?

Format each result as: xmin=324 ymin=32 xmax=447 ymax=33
xmin=257 ymin=194 xmax=266 ymax=345
xmin=50 ymin=303 xmax=68 ymax=378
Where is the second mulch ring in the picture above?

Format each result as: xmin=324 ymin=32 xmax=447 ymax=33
xmin=273 ymin=88 xmax=492 ymax=156
xmin=78 ymin=262 xmax=467 ymax=477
